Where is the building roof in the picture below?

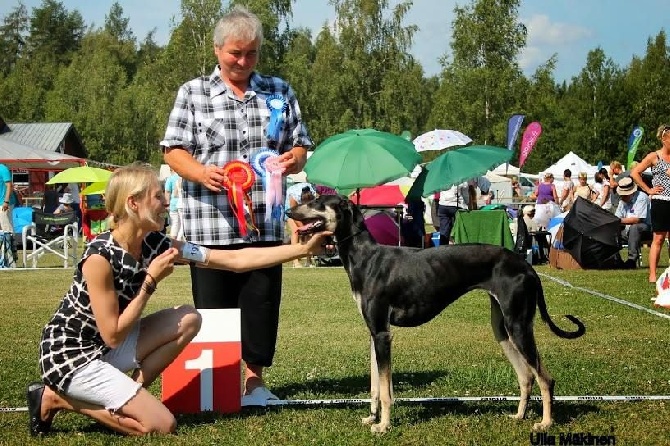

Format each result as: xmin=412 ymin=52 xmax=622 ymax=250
xmin=0 ymin=122 xmax=81 ymax=152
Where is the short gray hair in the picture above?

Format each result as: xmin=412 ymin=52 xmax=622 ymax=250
xmin=213 ymin=6 xmax=263 ymax=47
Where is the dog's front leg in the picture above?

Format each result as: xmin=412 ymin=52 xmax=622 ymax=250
xmin=361 ymin=336 xmax=379 ymax=426
xmin=370 ymin=331 xmax=393 ymax=433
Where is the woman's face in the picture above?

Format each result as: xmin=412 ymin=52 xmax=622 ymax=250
xmin=137 ymin=181 xmax=168 ymax=231
xmin=579 ymin=177 xmax=587 ymax=184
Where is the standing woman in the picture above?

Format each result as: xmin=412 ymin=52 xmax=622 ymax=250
xmin=592 ymin=168 xmax=612 ymax=211
xmin=27 ymin=163 xmax=330 ymax=436
xmin=631 ymin=124 xmax=670 ymax=284
xmin=558 ymin=169 xmax=575 ymax=211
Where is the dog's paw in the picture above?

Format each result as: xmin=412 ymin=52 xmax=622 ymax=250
xmin=532 ymin=420 xmax=553 ymax=431
xmin=370 ymin=422 xmax=391 ymax=434
xmin=361 ymin=415 xmax=376 ymax=425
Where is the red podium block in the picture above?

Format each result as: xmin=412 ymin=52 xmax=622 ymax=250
xmin=161 ymin=309 xmax=241 ymax=414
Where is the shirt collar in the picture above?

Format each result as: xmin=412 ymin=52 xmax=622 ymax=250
xmin=210 ymin=65 xmax=260 ymax=100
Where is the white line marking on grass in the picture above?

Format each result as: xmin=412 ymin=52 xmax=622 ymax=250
xmin=4 ymin=394 xmax=670 ymax=412
xmin=538 ymin=272 xmax=670 ymax=320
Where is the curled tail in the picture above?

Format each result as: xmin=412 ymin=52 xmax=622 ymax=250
xmin=536 ymin=275 xmax=586 ymax=339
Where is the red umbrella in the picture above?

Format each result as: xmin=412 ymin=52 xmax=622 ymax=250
xmin=352 ymin=184 xmax=411 ymax=206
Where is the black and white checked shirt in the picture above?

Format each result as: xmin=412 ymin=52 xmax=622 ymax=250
xmin=160 ymin=66 xmax=313 ymax=245
xmin=38 ymin=231 xmax=171 ymax=392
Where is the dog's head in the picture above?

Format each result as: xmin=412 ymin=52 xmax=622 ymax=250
xmin=287 ymin=194 xmax=363 ymax=238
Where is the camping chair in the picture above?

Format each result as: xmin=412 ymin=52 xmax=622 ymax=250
xmin=0 ymin=231 xmax=17 ymax=268
xmin=22 ymin=210 xmax=79 ymax=268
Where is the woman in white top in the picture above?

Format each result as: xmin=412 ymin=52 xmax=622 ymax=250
xmin=591 ymin=168 xmax=612 ymax=211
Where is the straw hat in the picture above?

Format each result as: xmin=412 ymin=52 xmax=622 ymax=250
xmin=617 ymin=177 xmax=638 ymax=196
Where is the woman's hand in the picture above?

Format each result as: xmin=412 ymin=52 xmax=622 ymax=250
xmin=147 ymin=247 xmax=178 ymax=283
xmin=648 ymin=185 xmax=664 ymax=196
xmin=303 ymin=231 xmax=335 ymax=256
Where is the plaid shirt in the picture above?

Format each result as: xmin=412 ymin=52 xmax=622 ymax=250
xmin=160 ymin=66 xmax=313 ymax=245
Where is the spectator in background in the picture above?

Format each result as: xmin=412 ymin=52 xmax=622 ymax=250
xmin=609 ymin=160 xmax=624 ymax=209
xmin=522 ymin=205 xmax=540 ymax=232
xmin=574 ymin=172 xmax=592 ymax=201
xmin=164 ymin=170 xmax=184 ymax=240
xmin=614 ymin=177 xmax=651 ymax=269
xmin=592 ymin=168 xmax=612 ymax=211
xmin=559 ymin=169 xmax=575 ymax=211
xmin=0 ymin=162 xmax=14 ymax=234
xmin=53 ymin=193 xmax=74 ymax=215
xmin=534 ymin=172 xmax=559 ymax=205
xmin=631 ymin=124 xmax=670 ymax=283
xmin=66 ymin=183 xmax=82 ymax=229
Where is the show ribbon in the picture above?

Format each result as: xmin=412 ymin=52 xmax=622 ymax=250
xmin=251 ymin=149 xmax=285 ymax=226
xmin=266 ymin=94 xmax=288 ymax=143
xmin=221 ymin=161 xmax=258 ymax=239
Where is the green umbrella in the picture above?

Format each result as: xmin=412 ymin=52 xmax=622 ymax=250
xmin=81 ymin=181 xmax=107 ymax=195
xmin=304 ymin=129 xmax=421 ymax=191
xmin=408 ymin=145 xmax=513 ymax=198
xmin=47 ymin=166 xmax=113 ymax=185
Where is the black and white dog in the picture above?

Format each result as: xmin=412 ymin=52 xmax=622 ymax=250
xmin=289 ymin=195 xmax=585 ymax=433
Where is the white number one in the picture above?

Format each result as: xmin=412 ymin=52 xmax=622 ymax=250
xmin=185 ymin=349 xmax=214 ymax=411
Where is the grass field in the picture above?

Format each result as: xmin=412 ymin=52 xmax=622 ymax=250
xmin=0 ymin=252 xmax=669 ymax=445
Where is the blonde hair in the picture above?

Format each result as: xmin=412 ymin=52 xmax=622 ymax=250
xmin=657 ymin=124 xmax=670 ymax=140
xmin=609 ymin=160 xmax=622 ymax=171
xmin=105 ymin=163 xmax=159 ymax=230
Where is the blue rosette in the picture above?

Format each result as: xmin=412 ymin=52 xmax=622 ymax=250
xmin=265 ymin=94 xmax=288 ymax=142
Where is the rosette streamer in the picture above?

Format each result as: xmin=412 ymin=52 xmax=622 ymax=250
xmin=221 ymin=161 xmax=258 ymax=238
xmin=251 ymin=149 xmax=285 ymax=225
xmin=266 ymin=94 xmax=288 ymax=142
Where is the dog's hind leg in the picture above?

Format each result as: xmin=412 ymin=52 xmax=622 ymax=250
xmin=490 ymin=296 xmax=534 ymax=422
xmin=361 ymin=337 xmax=380 ymax=426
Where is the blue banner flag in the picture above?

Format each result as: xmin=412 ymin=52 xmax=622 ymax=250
xmin=507 ymin=114 xmax=525 ymax=151
xmin=627 ymin=126 xmax=644 ymax=169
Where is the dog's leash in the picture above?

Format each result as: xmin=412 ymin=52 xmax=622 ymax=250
xmin=538 ymin=272 xmax=670 ymax=321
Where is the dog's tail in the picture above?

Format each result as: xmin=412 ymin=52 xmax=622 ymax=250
xmin=535 ymin=276 xmax=586 ymax=339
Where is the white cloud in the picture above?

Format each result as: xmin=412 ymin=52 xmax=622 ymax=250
xmin=524 ymin=14 xmax=593 ymax=46
xmin=519 ymin=14 xmax=593 ymax=75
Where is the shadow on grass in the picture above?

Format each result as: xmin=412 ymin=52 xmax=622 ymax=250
xmin=271 ymin=370 xmax=450 ymax=397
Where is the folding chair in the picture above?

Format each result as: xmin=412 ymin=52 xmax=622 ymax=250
xmin=0 ymin=231 xmax=17 ymax=268
xmin=22 ymin=210 xmax=79 ymax=268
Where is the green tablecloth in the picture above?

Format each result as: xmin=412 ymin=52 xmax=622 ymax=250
xmin=451 ymin=209 xmax=514 ymax=250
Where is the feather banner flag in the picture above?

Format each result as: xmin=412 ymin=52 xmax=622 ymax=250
xmin=627 ymin=126 xmax=644 ymax=169
xmin=507 ymin=114 xmax=525 ymax=151
xmin=518 ymin=121 xmax=542 ymax=168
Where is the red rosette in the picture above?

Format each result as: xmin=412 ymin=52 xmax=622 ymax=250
xmin=221 ymin=161 xmax=256 ymax=237
xmin=221 ymin=161 xmax=256 ymax=191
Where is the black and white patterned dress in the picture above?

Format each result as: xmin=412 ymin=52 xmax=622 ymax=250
xmin=39 ymin=231 xmax=171 ymax=392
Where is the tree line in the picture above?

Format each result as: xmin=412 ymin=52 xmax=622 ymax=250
xmin=1 ymin=0 xmax=668 ymax=174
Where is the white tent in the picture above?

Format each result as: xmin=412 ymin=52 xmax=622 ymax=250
xmin=492 ymin=163 xmax=519 ymax=176
xmin=541 ymin=151 xmax=597 ymax=179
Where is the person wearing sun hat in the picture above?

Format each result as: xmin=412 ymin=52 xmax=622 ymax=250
xmin=614 ymin=177 xmax=651 ymax=269
xmin=53 ymin=193 xmax=74 ymax=215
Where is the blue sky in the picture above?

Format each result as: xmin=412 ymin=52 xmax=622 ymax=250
xmin=1 ymin=0 xmax=666 ymax=82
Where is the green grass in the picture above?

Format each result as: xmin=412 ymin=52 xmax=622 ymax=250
xmin=1 ymin=254 xmax=669 ymax=445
